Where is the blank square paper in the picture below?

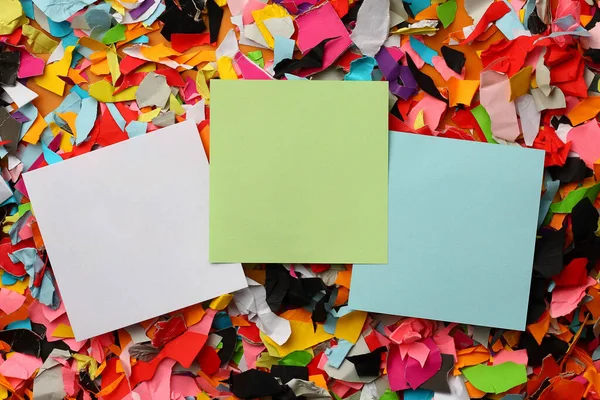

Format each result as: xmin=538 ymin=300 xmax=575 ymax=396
xmin=24 ymin=121 xmax=247 ymax=340
xmin=209 ymin=80 xmax=389 ymax=264
xmin=349 ymin=132 xmax=545 ymax=330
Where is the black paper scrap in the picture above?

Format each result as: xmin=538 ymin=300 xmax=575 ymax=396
xmin=533 ymin=227 xmax=565 ymax=278
xmin=390 ymin=100 xmax=404 ymax=121
xmin=274 ymin=38 xmax=334 ymax=79
xmin=584 ymin=49 xmax=600 ymax=64
xmin=312 ymin=295 xmax=328 ymax=326
xmin=0 ymin=51 xmax=19 ymax=87
xmin=527 ymin=275 xmax=549 ymax=325
xmin=406 ymin=54 xmax=448 ymax=103
xmin=215 ymin=327 xmax=237 ymax=367
xmin=527 ymin=8 xmax=547 ymax=35
xmin=265 ymin=264 xmax=327 ymax=312
xmin=0 ymin=329 xmax=42 ymax=357
xmin=79 ymin=370 xmax=100 ymax=394
xmin=548 ymin=158 xmax=592 ymax=183
xmin=572 ymin=198 xmax=599 ymax=247
xmin=402 ymin=1 xmax=415 ymax=18
xmin=265 ymin=264 xmax=291 ymax=312
xmin=517 ymin=331 xmax=568 ymax=367
xmin=206 ymin=0 xmax=223 ymax=44
xmin=420 ymin=354 xmax=454 ymax=393
xmin=440 ymin=46 xmax=465 ymax=75
xmin=586 ymin=5 xmax=600 ymax=30
xmin=0 ymin=104 xmax=21 ymax=155
xmin=274 ymin=385 xmax=299 ymax=400
xmin=341 ymin=0 xmax=363 ymax=25
xmin=226 ymin=369 xmax=284 ymax=399
xmin=158 ymin=0 xmax=207 ymax=41
xmin=346 ymin=347 xmax=387 ymax=377
xmin=271 ymin=365 xmax=309 ymax=384
xmin=129 ymin=343 xmax=161 ymax=363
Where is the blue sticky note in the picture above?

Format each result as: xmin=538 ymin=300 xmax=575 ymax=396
xmin=409 ymin=37 xmax=437 ymax=66
xmin=349 ymin=132 xmax=544 ymax=330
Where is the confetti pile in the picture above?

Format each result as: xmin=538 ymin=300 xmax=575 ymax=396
xmin=1 ymin=0 xmax=600 ymax=399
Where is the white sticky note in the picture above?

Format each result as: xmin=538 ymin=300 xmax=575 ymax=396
xmin=24 ymin=120 xmax=247 ymax=340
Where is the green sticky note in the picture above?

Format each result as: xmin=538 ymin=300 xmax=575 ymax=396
xmin=436 ymin=0 xmax=457 ymax=28
xmin=102 ymin=24 xmax=126 ymax=45
xmin=210 ymin=80 xmax=388 ymax=263
xmin=461 ymin=362 xmax=527 ymax=394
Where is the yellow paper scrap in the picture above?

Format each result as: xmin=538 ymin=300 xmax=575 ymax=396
xmin=22 ymin=112 xmax=48 ymax=145
xmin=261 ymin=320 xmax=334 ymax=357
xmin=0 ymin=0 xmax=27 ymax=35
xmin=169 ymin=94 xmax=185 ymax=116
xmin=252 ymin=4 xmax=289 ymax=48
xmin=448 ymin=77 xmax=480 ymax=107
xmin=136 ymin=63 xmax=157 ymax=73
xmin=88 ymin=80 xmax=138 ymax=103
xmin=0 ymin=271 xmax=29 ymax=294
xmin=0 ymin=386 xmax=7 ymax=400
xmin=197 ymin=392 xmax=211 ymax=400
xmin=215 ymin=0 xmax=227 ymax=6
xmin=414 ymin=109 xmax=426 ymax=129
xmin=109 ymin=0 xmax=126 ymax=14
xmin=107 ymin=46 xmax=121 ymax=86
xmin=509 ymin=66 xmax=533 ymax=101
xmin=391 ymin=26 xmax=438 ymax=35
xmin=22 ymin=24 xmax=59 ymax=54
xmin=335 ymin=310 xmax=367 ymax=343
xmin=256 ymin=352 xmax=281 ymax=369
xmin=140 ymin=43 xmax=181 ymax=61
xmin=52 ymin=323 xmax=75 ymax=339
xmin=138 ymin=108 xmax=161 ymax=122
xmin=73 ymin=354 xmax=99 ymax=379
xmin=79 ymin=36 xmax=108 ymax=52
xmin=217 ymin=57 xmax=238 ymax=80
xmin=57 ymin=112 xmax=78 ymax=136
xmin=209 ymin=293 xmax=233 ymax=310
xmin=195 ymin=71 xmax=211 ymax=104
xmin=33 ymin=46 xmax=75 ymax=96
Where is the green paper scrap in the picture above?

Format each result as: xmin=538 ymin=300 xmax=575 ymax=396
xmin=18 ymin=203 xmax=31 ymax=216
xmin=248 ymin=50 xmax=265 ymax=68
xmin=102 ymin=24 xmax=126 ymax=45
xmin=436 ymin=0 xmax=457 ymax=28
xmin=256 ymin=352 xmax=280 ymax=369
xmin=461 ymin=362 xmax=527 ymax=394
xmin=210 ymin=80 xmax=389 ymax=264
xmin=279 ymin=350 xmax=313 ymax=366
xmin=471 ymin=104 xmax=498 ymax=144
xmin=379 ymin=389 xmax=399 ymax=400
xmin=550 ymin=182 xmax=600 ymax=214
xmin=232 ymin=340 xmax=244 ymax=365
